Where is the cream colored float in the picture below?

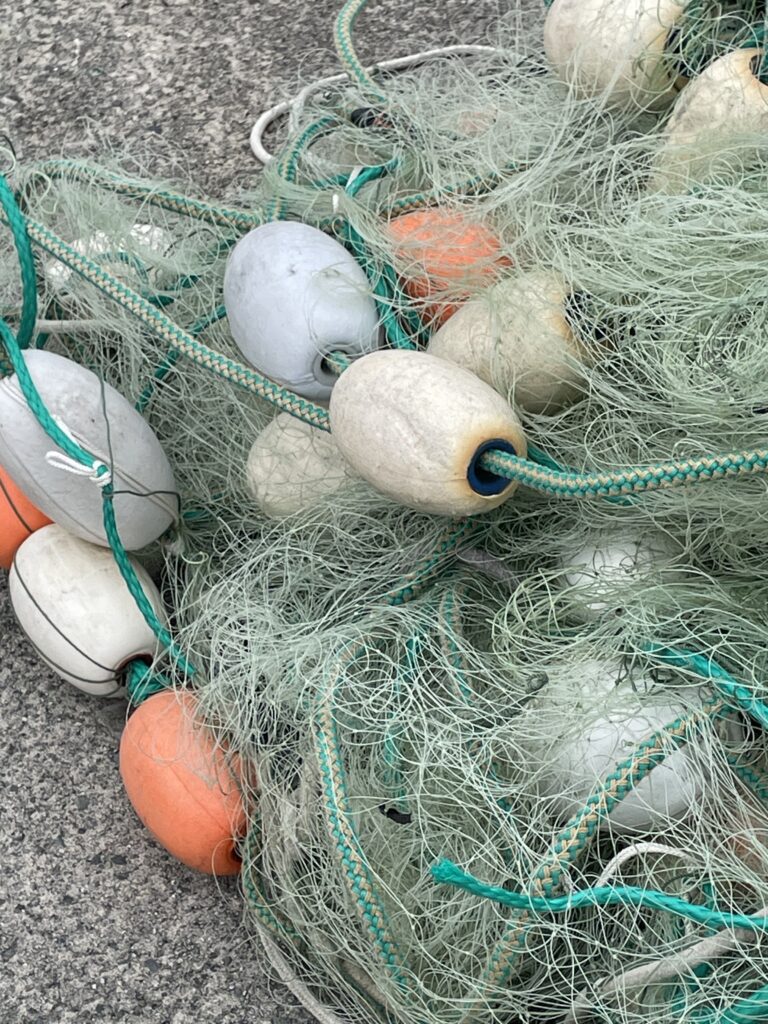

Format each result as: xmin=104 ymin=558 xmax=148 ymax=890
xmin=428 ymin=271 xmax=584 ymax=413
xmin=541 ymin=700 xmax=702 ymax=833
xmin=0 ymin=350 xmax=178 ymax=550
xmin=224 ymin=222 xmax=380 ymax=402
xmin=246 ymin=412 xmax=356 ymax=517
xmin=329 ymin=350 xmax=526 ymax=516
xmin=650 ymin=48 xmax=768 ymax=193
xmin=558 ymin=527 xmax=684 ymax=622
xmin=45 ymin=225 xmax=170 ymax=291
xmin=544 ymin=0 xmax=688 ymax=108
xmin=9 ymin=524 xmax=165 ymax=697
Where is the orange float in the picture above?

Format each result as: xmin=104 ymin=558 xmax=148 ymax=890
xmin=119 ymin=690 xmax=247 ymax=875
xmin=386 ymin=209 xmax=510 ymax=327
xmin=0 ymin=466 xmax=52 ymax=570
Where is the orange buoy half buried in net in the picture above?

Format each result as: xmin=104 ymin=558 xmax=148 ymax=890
xmin=0 ymin=466 xmax=52 ymax=570
xmin=120 ymin=690 xmax=247 ymax=875
xmin=386 ymin=209 xmax=510 ymax=327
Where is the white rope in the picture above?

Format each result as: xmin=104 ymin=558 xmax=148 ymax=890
xmin=258 ymin=932 xmax=350 ymax=1024
xmin=250 ymin=44 xmax=500 ymax=164
xmin=595 ymin=842 xmax=695 ymax=886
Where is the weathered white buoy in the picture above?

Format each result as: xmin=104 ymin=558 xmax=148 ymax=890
xmin=428 ymin=271 xmax=584 ymax=413
xmin=45 ymin=225 xmax=170 ymax=291
xmin=223 ymin=222 xmax=380 ymax=402
xmin=9 ymin=524 xmax=165 ymax=697
xmin=558 ymin=528 xmax=683 ymax=621
xmin=650 ymin=48 xmax=768 ymax=193
xmin=329 ymin=350 xmax=527 ymax=516
xmin=544 ymin=0 xmax=687 ymax=109
xmin=246 ymin=412 xmax=356 ymax=517
xmin=0 ymin=350 xmax=178 ymax=550
xmin=542 ymin=702 xmax=702 ymax=833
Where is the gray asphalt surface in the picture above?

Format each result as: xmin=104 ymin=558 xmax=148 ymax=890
xmin=0 ymin=1 xmax=509 ymax=1021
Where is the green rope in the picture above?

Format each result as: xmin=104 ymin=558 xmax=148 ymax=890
xmin=644 ymin=643 xmax=768 ymax=731
xmin=241 ymin=821 xmax=302 ymax=941
xmin=481 ymin=447 xmax=768 ymax=501
xmin=0 ymin=177 xmax=37 ymax=349
xmin=334 ymin=0 xmax=388 ymax=102
xmin=125 ymin=661 xmax=172 ymax=705
xmin=28 ymin=160 xmax=263 ymax=232
xmin=21 ymin=217 xmax=331 ymax=431
xmin=315 ymin=641 xmax=409 ymax=991
xmin=476 ymin=700 xmax=722 ymax=995
xmin=431 ymin=860 xmax=768 ymax=934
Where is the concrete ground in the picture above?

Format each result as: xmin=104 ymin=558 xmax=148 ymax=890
xmin=0 ymin=1 xmax=507 ymax=1021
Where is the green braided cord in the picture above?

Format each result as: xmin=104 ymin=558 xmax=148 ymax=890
xmin=381 ymin=170 xmax=506 ymax=219
xmin=334 ymin=0 xmax=387 ymax=102
xmin=102 ymin=493 xmax=194 ymax=674
xmin=22 ymin=218 xmax=331 ymax=431
xmin=481 ymin=447 xmax=768 ymax=500
xmin=135 ymin=305 xmax=228 ymax=413
xmin=384 ymin=518 xmax=482 ymax=606
xmin=0 ymin=176 xmax=37 ymax=349
xmin=339 ymin=220 xmax=417 ymax=350
xmin=437 ymin=586 xmax=472 ymax=702
xmin=315 ymin=641 xmax=409 ymax=990
xmin=726 ymin=755 xmax=768 ymax=807
xmin=431 ymin=859 xmax=768 ymax=934
xmin=242 ymin=820 xmax=302 ymax=941
xmin=643 ymin=643 xmax=768 ymax=731
xmin=477 ymin=700 xmax=722 ymax=996
xmin=28 ymin=160 xmax=263 ymax=232
xmin=125 ymin=661 xmax=172 ymax=705
xmin=267 ymin=117 xmax=340 ymax=221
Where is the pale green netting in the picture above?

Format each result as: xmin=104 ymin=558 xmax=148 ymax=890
xmin=6 ymin=2 xmax=768 ymax=1022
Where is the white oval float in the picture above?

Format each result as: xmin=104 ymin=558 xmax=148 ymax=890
xmin=329 ymin=349 xmax=527 ymax=516
xmin=9 ymin=524 xmax=166 ymax=697
xmin=544 ymin=0 xmax=687 ymax=108
xmin=542 ymin=701 xmax=702 ymax=833
xmin=45 ymin=225 xmax=170 ymax=291
xmin=246 ymin=412 xmax=356 ymax=517
xmin=428 ymin=271 xmax=584 ymax=413
xmin=650 ymin=48 xmax=768 ymax=193
xmin=0 ymin=350 xmax=178 ymax=550
xmin=223 ymin=222 xmax=380 ymax=402
xmin=558 ymin=528 xmax=684 ymax=621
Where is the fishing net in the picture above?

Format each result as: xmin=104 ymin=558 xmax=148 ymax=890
xmin=5 ymin=1 xmax=768 ymax=1021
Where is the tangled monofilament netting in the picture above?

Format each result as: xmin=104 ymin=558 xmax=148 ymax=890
xmin=7 ymin=0 xmax=768 ymax=1021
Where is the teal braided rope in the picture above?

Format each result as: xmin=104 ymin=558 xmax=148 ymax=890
xmin=475 ymin=700 xmax=723 ymax=1000
xmin=431 ymin=859 xmax=768 ymax=934
xmin=22 ymin=218 xmax=331 ymax=431
xmin=314 ymin=641 xmax=409 ymax=991
xmin=242 ymin=820 xmax=302 ymax=941
xmin=102 ymin=492 xmax=194 ymax=674
xmin=481 ymin=447 xmax=768 ymax=500
xmin=334 ymin=0 xmax=387 ymax=102
xmin=437 ymin=586 xmax=472 ymax=702
xmin=384 ymin=518 xmax=482 ymax=606
xmin=267 ymin=117 xmax=340 ymax=221
xmin=125 ymin=661 xmax=172 ymax=705
xmin=27 ymin=160 xmax=263 ymax=232
xmin=644 ymin=643 xmax=768 ymax=730
xmin=0 ymin=175 xmax=36 ymax=349
xmin=135 ymin=304 xmax=228 ymax=413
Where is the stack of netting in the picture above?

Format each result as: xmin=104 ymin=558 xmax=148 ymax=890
xmin=6 ymin=0 xmax=768 ymax=1020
